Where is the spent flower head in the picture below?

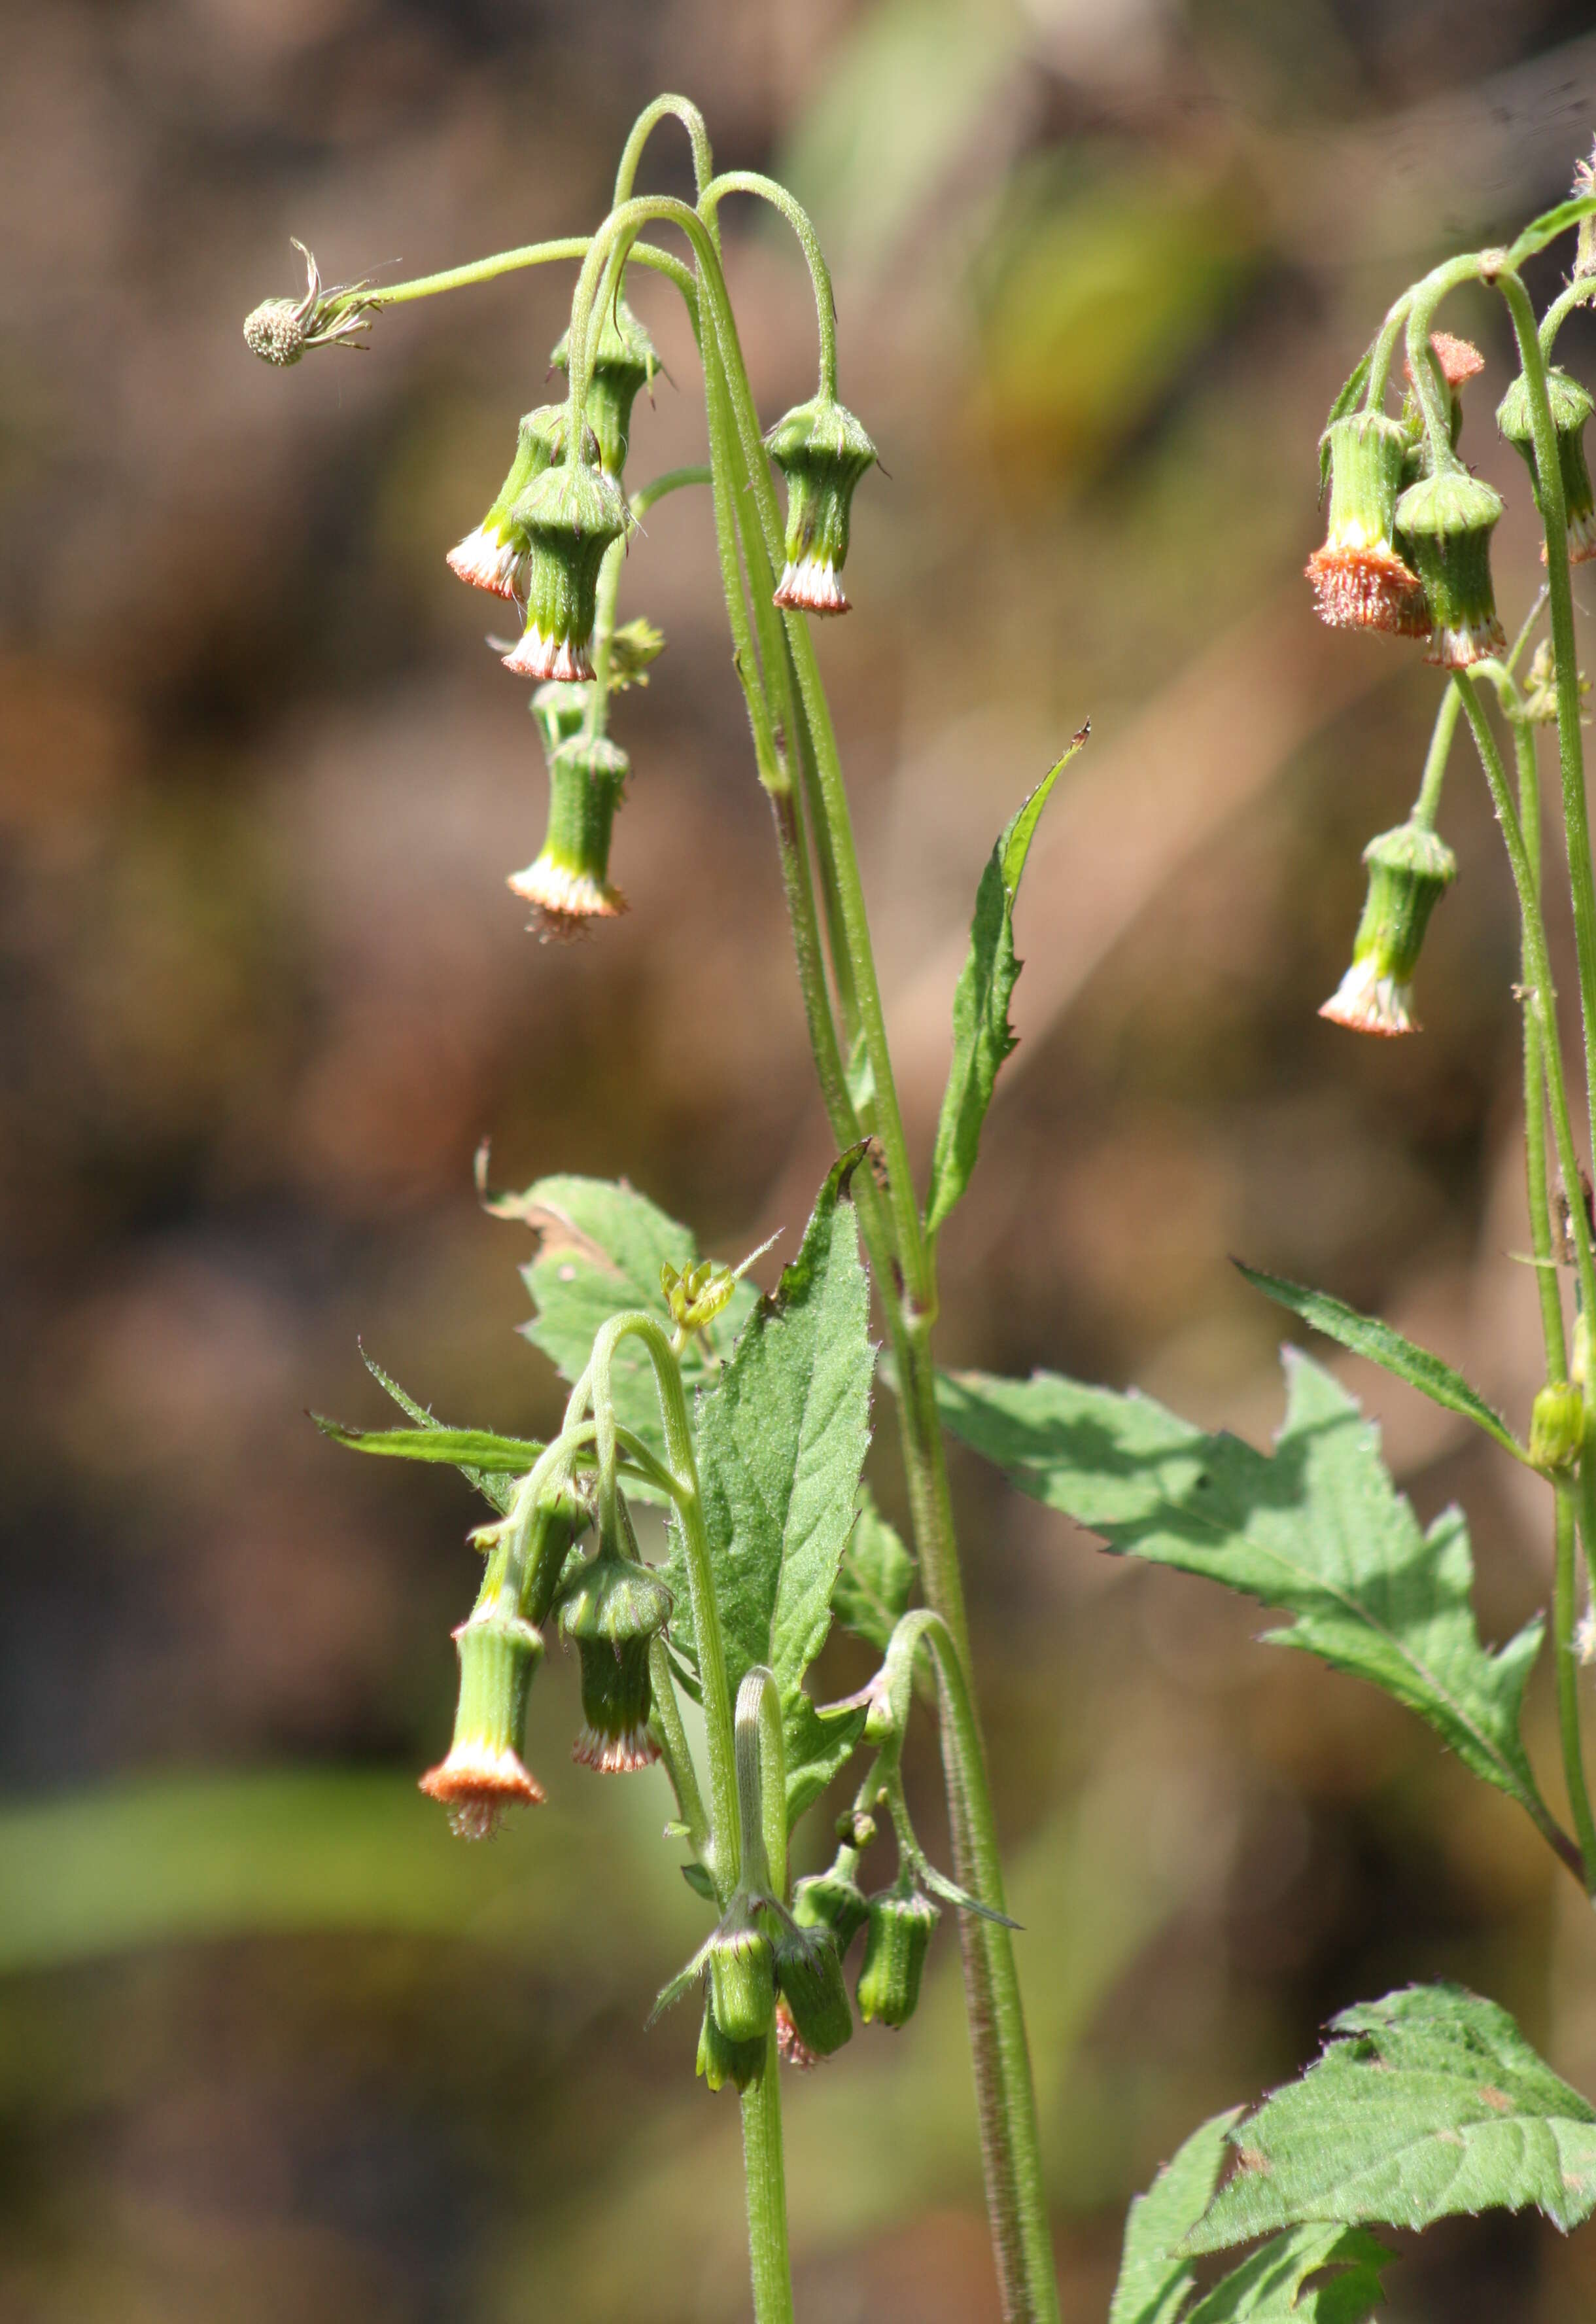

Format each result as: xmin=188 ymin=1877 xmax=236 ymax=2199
xmin=243 ymin=239 xmax=375 ymax=367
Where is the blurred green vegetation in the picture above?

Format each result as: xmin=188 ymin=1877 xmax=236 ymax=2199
xmin=9 ymin=0 xmax=1596 ymax=2317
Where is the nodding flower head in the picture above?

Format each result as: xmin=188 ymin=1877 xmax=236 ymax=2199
xmin=243 ymin=239 xmax=375 ymax=367
xmin=697 ymin=1999 xmax=766 ymax=2094
xmin=704 ymin=1912 xmax=776 ymax=2046
xmin=771 ymin=1918 xmax=852 ymax=2062
xmin=1530 ymin=1379 xmax=1585 ymax=1476
xmin=549 ymin=291 xmax=661 ymax=478
xmin=1307 ymin=412 xmax=1429 ymax=637
xmin=856 ymin=1880 xmax=940 ymax=2030
xmin=555 ymin=1509 xmax=672 ymax=1772
xmin=500 ymin=457 xmax=629 ymax=684
xmin=791 ymin=1859 xmax=870 ymax=1956
xmin=766 ymin=395 xmax=877 ymax=616
xmin=1394 ymin=467 xmax=1506 ymax=668
xmin=1319 ymin=820 xmax=1457 ymax=1038
xmin=446 ymin=403 xmax=585 ymax=599
xmin=419 ymin=1608 xmax=546 ymax=1839
xmin=1497 ymin=367 xmax=1596 ymax=565
xmin=508 ymin=733 xmax=631 ymax=943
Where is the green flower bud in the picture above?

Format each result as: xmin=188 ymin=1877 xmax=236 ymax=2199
xmin=791 ymin=1861 xmax=870 ymax=1956
xmin=706 ymin=1920 xmax=776 ymax=2045
xmin=501 ymin=457 xmax=629 ymax=684
xmin=1305 ymin=414 xmax=1428 ymax=637
xmin=771 ymin=1920 xmax=852 ymax=2064
xmin=555 ymin=1516 xmax=672 ymax=1772
xmin=765 ymin=395 xmax=877 ymax=616
xmin=446 ymin=403 xmax=571 ymax=599
xmin=419 ymin=1608 xmax=546 ymax=1840
xmin=1497 ymin=368 xmax=1596 ymax=565
xmin=508 ymin=733 xmax=630 ymax=941
xmin=1319 ymin=821 xmax=1457 ymax=1038
xmin=856 ymin=1882 xmax=939 ymax=2029
xmin=697 ymin=1999 xmax=766 ymax=2094
xmin=1395 ymin=467 xmax=1507 ymax=669
xmin=1531 ymin=1381 xmax=1585 ymax=1475
xmin=549 ymin=292 xmax=660 ymax=478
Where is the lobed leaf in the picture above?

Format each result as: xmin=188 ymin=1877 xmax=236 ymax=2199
xmin=1110 ymin=2107 xmax=1392 ymax=2324
xmin=935 ymin=1351 xmax=1563 ymax=1845
xmin=1187 ymin=2227 xmax=1393 ymax=2323
xmin=1185 ymin=1984 xmax=1596 ymax=2251
xmin=924 ymin=730 xmax=1086 ymax=1241
xmin=1236 ymin=1262 xmax=1523 ymax=1460
xmin=831 ymin=1483 xmax=916 ymax=1652
xmin=668 ymin=1152 xmax=876 ymax=1825
xmin=1111 ymin=2108 xmax=1240 ymax=2324
xmin=484 ymin=1169 xmax=756 ymax=1484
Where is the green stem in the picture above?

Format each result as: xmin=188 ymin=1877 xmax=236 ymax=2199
xmin=739 ymin=2037 xmax=795 ymax=2324
xmin=1457 ymin=678 xmax=1596 ymax=1889
xmin=650 ymin=1635 xmax=710 ymax=1859
xmin=584 ymin=464 xmax=710 ymax=745
xmin=880 ymin=1613 xmax=1058 ymax=2312
xmin=729 ymin=1667 xmax=795 ymax=2324
xmin=1511 ymin=716 xmax=1569 ymax=1375
xmin=1364 ymin=289 xmax=1414 ymax=412
xmin=1495 ymin=267 xmax=1596 ymax=1169
xmin=1554 ymin=1481 xmax=1596 ymax=1893
xmin=321 ymin=234 xmax=696 ymax=321
xmin=613 ymin=94 xmax=715 ymax=207
xmin=1411 ymin=680 xmax=1461 ymax=830
xmin=1456 ymin=680 xmax=1596 ymax=1329
xmin=585 ymin=1311 xmax=740 ymax=1893
xmin=700 ymin=171 xmax=839 ymax=398
xmin=1540 ymin=272 xmax=1596 ymax=359
xmin=1402 ymin=256 xmax=1482 ymax=474
xmin=685 ymin=195 xmax=1058 ymax=2324
xmin=733 ymin=1668 xmax=788 ymax=1902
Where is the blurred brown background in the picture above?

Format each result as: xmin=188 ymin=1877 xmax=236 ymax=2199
xmin=8 ymin=0 xmax=1596 ymax=2317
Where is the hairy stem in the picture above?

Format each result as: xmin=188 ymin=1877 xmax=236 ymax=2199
xmin=650 ymin=1635 xmax=710 ymax=1859
xmin=585 ymin=1312 xmax=740 ymax=1892
xmin=1458 ymin=677 xmax=1596 ymax=1886
xmin=319 ymin=234 xmax=696 ymax=322
xmin=683 ymin=201 xmax=1058 ymax=2323
xmin=701 ymin=171 xmax=839 ymax=398
xmin=740 ymin=2039 xmax=794 ymax=2324
xmin=1495 ymin=268 xmax=1596 ymax=1167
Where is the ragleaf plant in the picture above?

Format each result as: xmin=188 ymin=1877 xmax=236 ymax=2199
xmin=248 ymin=98 xmax=1596 ymax=2324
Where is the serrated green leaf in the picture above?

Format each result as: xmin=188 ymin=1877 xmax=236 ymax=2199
xmin=831 ymin=1483 xmax=916 ymax=1652
xmin=1188 ymin=2226 xmax=1393 ymax=2323
xmin=1111 ymin=2107 xmax=1240 ymax=2324
xmin=668 ymin=1152 xmax=875 ymax=1826
xmin=356 ymin=1348 xmax=516 ymax=1515
xmin=784 ymin=1698 xmax=869 ymax=1825
xmin=1185 ymin=1984 xmax=1596 ymax=2251
xmin=924 ymin=731 xmax=1086 ymax=1241
xmin=484 ymin=1172 xmax=756 ymax=1482
xmin=1319 ymin=347 xmax=1370 ymax=499
xmin=1507 ymin=192 xmax=1596 ymax=268
xmin=936 ymin=1351 xmax=1565 ymax=1850
xmin=316 ymin=1419 xmax=545 ymax=1474
xmin=1236 ymin=1263 xmax=1523 ymax=1460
